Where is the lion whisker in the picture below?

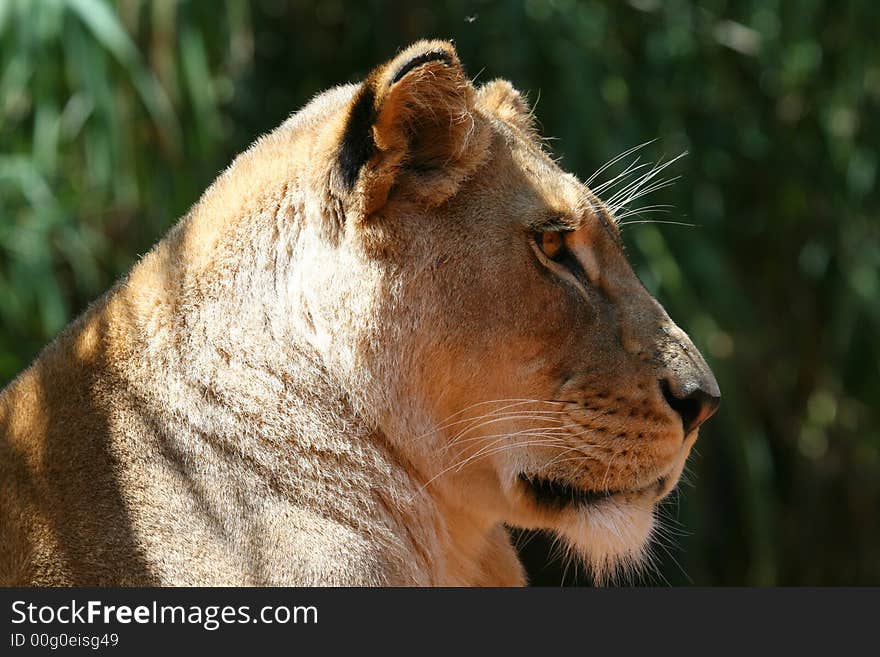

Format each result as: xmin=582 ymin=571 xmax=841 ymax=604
xmin=441 ymin=425 xmax=575 ymax=453
xmin=445 ymin=411 xmax=572 ymax=446
xmin=590 ymin=158 xmax=654 ymax=195
xmin=419 ymin=438 xmax=573 ymax=493
xmin=417 ymin=399 xmax=570 ymax=440
xmin=599 ymin=449 xmax=622 ymax=493
xmin=422 ymin=398 xmax=562 ymax=429
xmin=611 ymin=178 xmax=681 ymax=215
xmin=616 ymin=201 xmax=673 ymax=215
xmin=605 ymin=151 xmax=687 ymax=214
xmin=443 ymin=420 xmax=589 ymax=453
xmin=462 ymin=438 xmax=570 ymax=466
xmin=585 ymin=139 xmax=657 ymax=186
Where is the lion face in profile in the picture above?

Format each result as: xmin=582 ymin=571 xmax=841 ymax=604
xmin=300 ymin=41 xmax=720 ymax=582
xmin=0 ymin=39 xmax=720 ymax=586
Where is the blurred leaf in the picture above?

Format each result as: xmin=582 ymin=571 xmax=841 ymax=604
xmin=65 ymin=0 xmax=181 ymax=150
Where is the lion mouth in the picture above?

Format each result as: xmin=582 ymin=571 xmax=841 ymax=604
xmin=518 ymin=473 xmax=666 ymax=509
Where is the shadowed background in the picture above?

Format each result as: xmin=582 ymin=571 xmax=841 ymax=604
xmin=1 ymin=0 xmax=878 ymax=585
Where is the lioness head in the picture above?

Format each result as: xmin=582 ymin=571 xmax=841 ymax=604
xmin=286 ymin=41 xmax=720 ymax=582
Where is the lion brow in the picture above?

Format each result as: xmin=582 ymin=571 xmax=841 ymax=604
xmin=528 ymin=211 xmax=581 ymax=233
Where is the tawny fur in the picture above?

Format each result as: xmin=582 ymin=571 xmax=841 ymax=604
xmin=0 ymin=41 xmax=717 ymax=586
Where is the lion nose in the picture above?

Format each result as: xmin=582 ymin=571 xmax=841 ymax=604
xmin=660 ymin=377 xmax=721 ymax=436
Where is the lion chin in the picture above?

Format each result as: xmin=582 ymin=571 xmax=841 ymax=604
xmin=501 ymin=428 xmax=698 ymax=584
xmin=557 ymin=496 xmax=656 ymax=584
xmin=506 ymin=472 xmax=658 ymax=583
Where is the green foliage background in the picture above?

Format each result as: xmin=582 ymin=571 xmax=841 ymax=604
xmin=1 ymin=0 xmax=878 ymax=585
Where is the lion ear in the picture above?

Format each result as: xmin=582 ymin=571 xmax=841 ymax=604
xmin=332 ymin=40 xmax=489 ymax=216
xmin=477 ymin=79 xmax=537 ymax=136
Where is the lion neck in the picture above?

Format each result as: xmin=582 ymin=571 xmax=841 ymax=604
xmin=91 ymin=108 xmax=520 ymax=584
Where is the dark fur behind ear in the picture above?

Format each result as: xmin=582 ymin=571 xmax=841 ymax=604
xmin=337 ymin=84 xmax=377 ymax=191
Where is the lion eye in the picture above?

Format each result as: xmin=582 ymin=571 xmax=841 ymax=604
xmin=535 ymin=230 xmax=565 ymax=260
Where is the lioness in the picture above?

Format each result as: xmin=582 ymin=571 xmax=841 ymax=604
xmin=0 ymin=41 xmax=719 ymax=586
